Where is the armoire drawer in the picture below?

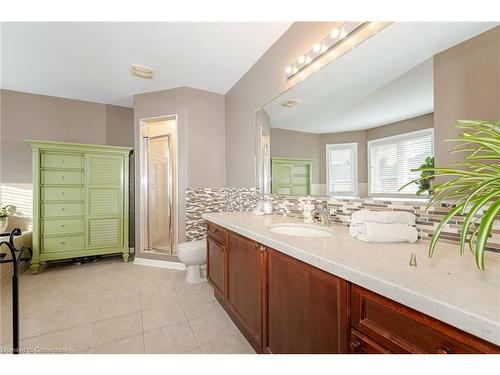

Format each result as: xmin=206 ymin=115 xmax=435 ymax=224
xmin=42 ymin=202 xmax=83 ymax=217
xmin=42 ymin=170 xmax=83 ymax=185
xmin=42 ymin=218 xmax=84 ymax=235
xmin=42 ymin=186 xmax=83 ymax=201
xmin=42 ymin=235 xmax=84 ymax=253
xmin=41 ymin=152 xmax=83 ymax=169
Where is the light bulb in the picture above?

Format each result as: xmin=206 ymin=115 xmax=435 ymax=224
xmin=312 ymin=43 xmax=322 ymax=53
xmin=339 ymin=28 xmax=347 ymax=39
xmin=330 ymin=28 xmax=340 ymax=39
xmin=285 ymin=66 xmax=292 ymax=75
xmin=297 ymin=55 xmax=306 ymax=64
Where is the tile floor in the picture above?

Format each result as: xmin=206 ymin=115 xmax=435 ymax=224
xmin=0 ymin=256 xmax=255 ymax=354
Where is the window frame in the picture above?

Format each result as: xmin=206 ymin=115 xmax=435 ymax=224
xmin=367 ymin=128 xmax=434 ymax=198
xmin=325 ymin=142 xmax=358 ymax=197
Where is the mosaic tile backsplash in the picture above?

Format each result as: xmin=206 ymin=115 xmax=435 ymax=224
xmin=185 ymin=188 xmax=500 ymax=252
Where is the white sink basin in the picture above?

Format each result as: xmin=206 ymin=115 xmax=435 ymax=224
xmin=268 ymin=223 xmax=334 ymax=237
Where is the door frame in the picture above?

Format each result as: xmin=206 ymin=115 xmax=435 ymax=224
xmin=137 ymin=114 xmax=179 ymax=259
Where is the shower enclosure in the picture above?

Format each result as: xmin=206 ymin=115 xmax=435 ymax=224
xmin=140 ymin=118 xmax=177 ymax=256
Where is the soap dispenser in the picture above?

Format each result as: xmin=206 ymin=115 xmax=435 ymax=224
xmin=303 ymin=196 xmax=315 ymax=224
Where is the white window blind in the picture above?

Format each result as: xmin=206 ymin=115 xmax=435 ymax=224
xmin=326 ymin=143 xmax=358 ymax=196
xmin=368 ymin=128 xmax=434 ymax=196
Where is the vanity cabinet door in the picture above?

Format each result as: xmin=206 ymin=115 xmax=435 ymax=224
xmin=206 ymin=236 xmax=225 ymax=299
xmin=226 ymin=232 xmax=264 ymax=351
xmin=265 ymin=249 xmax=349 ymax=354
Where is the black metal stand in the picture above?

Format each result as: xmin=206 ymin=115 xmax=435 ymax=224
xmin=0 ymin=228 xmax=32 ymax=355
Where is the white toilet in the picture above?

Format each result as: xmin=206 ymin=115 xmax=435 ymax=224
xmin=177 ymin=239 xmax=207 ymax=284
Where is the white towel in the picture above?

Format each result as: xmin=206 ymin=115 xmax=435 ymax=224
xmin=351 ymin=209 xmax=415 ymax=226
xmin=353 ymin=222 xmax=418 ymax=243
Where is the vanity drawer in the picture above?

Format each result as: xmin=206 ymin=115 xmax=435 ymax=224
xmin=42 ymin=202 xmax=83 ymax=217
xmin=42 ymin=170 xmax=83 ymax=185
xmin=42 ymin=186 xmax=83 ymax=201
xmin=351 ymin=285 xmax=499 ymax=354
xmin=42 ymin=218 xmax=84 ymax=235
xmin=42 ymin=235 xmax=84 ymax=253
xmin=41 ymin=152 xmax=83 ymax=169
xmin=207 ymin=222 xmax=226 ymax=244
xmin=349 ymin=329 xmax=391 ymax=354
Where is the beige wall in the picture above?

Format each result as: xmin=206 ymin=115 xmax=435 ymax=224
xmin=366 ymin=113 xmax=434 ymax=141
xmin=226 ymin=22 xmax=339 ymax=187
xmin=133 ymin=86 xmax=225 ymax=254
xmin=434 ymin=26 xmax=500 ymax=167
xmin=270 ymin=128 xmax=320 ymax=183
xmin=0 ymin=89 xmax=134 ymax=183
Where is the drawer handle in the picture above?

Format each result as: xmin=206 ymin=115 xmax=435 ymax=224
xmin=60 ymin=241 xmax=67 ymax=245
xmin=350 ymin=340 xmax=362 ymax=352
xmin=436 ymin=347 xmax=452 ymax=354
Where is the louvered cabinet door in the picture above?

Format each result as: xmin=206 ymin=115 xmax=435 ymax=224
xmin=85 ymin=154 xmax=124 ymax=249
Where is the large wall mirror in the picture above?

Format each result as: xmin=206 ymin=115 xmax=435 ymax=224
xmin=255 ymin=22 xmax=496 ymax=198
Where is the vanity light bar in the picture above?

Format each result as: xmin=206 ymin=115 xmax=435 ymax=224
xmin=285 ymin=21 xmax=389 ymax=81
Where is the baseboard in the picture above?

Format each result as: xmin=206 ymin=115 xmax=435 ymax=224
xmin=133 ymin=257 xmax=186 ymax=270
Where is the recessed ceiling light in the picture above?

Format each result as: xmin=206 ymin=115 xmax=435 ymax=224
xmin=281 ymin=99 xmax=301 ymax=108
xmin=132 ymin=64 xmax=153 ymax=79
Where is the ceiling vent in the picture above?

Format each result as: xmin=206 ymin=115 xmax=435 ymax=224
xmin=132 ymin=64 xmax=154 ymax=79
xmin=280 ymin=99 xmax=301 ymax=108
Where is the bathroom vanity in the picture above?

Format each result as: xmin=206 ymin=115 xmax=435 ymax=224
xmin=203 ymin=212 xmax=500 ymax=354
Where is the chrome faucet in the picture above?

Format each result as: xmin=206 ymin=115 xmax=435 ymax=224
xmin=311 ymin=203 xmax=331 ymax=226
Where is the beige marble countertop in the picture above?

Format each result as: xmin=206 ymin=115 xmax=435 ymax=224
xmin=202 ymin=212 xmax=500 ymax=346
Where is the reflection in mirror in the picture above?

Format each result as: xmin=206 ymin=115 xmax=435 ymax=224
xmin=254 ymin=23 xmax=493 ymax=198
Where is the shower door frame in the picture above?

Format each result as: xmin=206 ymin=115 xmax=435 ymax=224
xmin=138 ymin=115 xmax=179 ymax=259
xmin=144 ymin=133 xmax=173 ymax=253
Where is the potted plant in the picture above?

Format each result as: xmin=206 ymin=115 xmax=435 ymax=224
xmin=402 ymin=120 xmax=500 ymax=270
xmin=0 ymin=204 xmax=17 ymax=233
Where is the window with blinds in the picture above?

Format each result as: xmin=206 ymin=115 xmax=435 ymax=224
xmin=368 ymin=128 xmax=434 ymax=196
xmin=326 ymin=143 xmax=358 ymax=196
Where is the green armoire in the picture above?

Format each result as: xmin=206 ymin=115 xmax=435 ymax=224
xmin=26 ymin=140 xmax=132 ymax=274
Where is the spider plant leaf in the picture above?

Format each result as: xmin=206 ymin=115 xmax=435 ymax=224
xmin=459 ymin=191 xmax=498 ymax=256
xmin=462 ymin=179 xmax=500 ymax=213
xmin=474 ymin=200 xmax=500 ymax=270
xmin=429 ymin=204 xmax=464 ymax=259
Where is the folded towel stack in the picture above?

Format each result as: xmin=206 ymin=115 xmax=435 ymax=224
xmin=349 ymin=209 xmax=418 ymax=243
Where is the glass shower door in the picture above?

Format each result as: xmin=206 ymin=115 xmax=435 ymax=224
xmin=146 ymin=135 xmax=172 ymax=253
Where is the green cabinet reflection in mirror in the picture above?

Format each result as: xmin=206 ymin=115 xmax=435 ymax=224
xmin=26 ymin=140 xmax=132 ymax=274
xmin=271 ymin=157 xmax=313 ymax=196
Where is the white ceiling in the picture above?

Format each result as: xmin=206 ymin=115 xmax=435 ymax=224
xmin=264 ymin=22 xmax=498 ymax=133
xmin=0 ymin=22 xmax=292 ymax=107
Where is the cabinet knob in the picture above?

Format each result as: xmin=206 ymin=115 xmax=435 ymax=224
xmin=60 ymin=241 xmax=66 ymax=245
xmin=350 ymin=340 xmax=362 ymax=352
xmin=61 ymin=192 xmax=65 ymax=195
xmin=436 ymin=347 xmax=452 ymax=354
xmin=61 ymin=224 xmax=66 ymax=227
xmin=61 ymin=208 xmax=65 ymax=211
xmin=61 ymin=176 xmax=65 ymax=179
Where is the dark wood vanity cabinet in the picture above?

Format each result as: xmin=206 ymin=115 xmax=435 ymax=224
xmin=205 ymin=220 xmax=500 ymax=354
xmin=265 ymin=249 xmax=349 ymax=354
xmin=350 ymin=285 xmax=500 ymax=354
xmin=206 ymin=224 xmax=226 ymax=299
xmin=225 ymin=232 xmax=265 ymax=350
